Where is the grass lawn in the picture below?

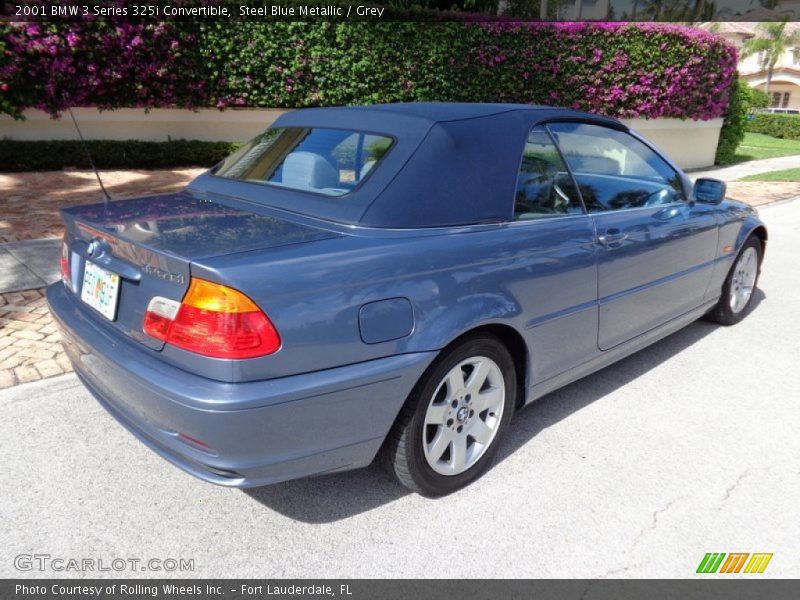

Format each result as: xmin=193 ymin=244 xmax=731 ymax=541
xmin=739 ymin=167 xmax=800 ymax=182
xmin=734 ymin=132 xmax=800 ymax=162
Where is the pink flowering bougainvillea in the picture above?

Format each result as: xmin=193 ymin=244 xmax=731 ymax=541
xmin=460 ymin=21 xmax=737 ymax=120
xmin=0 ymin=19 xmax=737 ymax=122
xmin=0 ymin=19 xmax=213 ymax=118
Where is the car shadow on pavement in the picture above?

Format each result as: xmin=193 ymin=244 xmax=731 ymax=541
xmin=243 ymin=290 xmax=765 ymax=523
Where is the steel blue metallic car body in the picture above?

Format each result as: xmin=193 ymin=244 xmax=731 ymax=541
xmin=47 ymin=103 xmax=767 ymax=490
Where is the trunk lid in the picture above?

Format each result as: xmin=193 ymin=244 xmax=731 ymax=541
xmin=60 ymin=191 xmax=339 ymax=349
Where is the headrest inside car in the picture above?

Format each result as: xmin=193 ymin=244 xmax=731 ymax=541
xmin=280 ymin=152 xmax=339 ymax=190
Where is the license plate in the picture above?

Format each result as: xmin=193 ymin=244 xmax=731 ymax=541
xmin=81 ymin=262 xmax=120 ymax=321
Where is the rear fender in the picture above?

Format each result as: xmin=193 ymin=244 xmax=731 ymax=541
xmin=411 ymin=293 xmax=522 ymax=350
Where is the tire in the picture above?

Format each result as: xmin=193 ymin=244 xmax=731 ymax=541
xmin=385 ymin=334 xmax=517 ymax=497
xmin=706 ymin=236 xmax=762 ymax=326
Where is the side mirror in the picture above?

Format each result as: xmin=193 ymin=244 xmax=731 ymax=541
xmin=694 ymin=178 xmax=726 ymax=204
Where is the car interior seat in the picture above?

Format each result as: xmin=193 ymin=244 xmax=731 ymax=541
xmin=276 ymin=151 xmax=339 ymax=191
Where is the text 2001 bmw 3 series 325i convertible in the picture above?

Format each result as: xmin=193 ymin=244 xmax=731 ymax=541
xmin=48 ymin=103 xmax=766 ymax=496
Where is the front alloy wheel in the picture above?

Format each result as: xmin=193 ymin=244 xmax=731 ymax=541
xmin=385 ymin=334 xmax=516 ymax=496
xmin=729 ymin=246 xmax=758 ymax=315
xmin=706 ymin=235 xmax=762 ymax=326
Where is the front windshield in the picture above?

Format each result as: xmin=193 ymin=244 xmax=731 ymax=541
xmin=213 ymin=127 xmax=393 ymax=197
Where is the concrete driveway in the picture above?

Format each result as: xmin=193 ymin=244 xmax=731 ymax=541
xmin=2 ymin=200 xmax=799 ymax=579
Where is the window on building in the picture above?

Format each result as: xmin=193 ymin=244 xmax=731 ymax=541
xmin=773 ymin=92 xmax=791 ymax=108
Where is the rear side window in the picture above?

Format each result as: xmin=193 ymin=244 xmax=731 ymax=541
xmin=214 ymin=127 xmax=393 ymax=196
xmin=514 ymin=126 xmax=583 ymax=220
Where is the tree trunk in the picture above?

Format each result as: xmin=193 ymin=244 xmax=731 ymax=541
xmin=765 ymin=67 xmax=773 ymax=97
xmin=691 ymin=0 xmax=705 ymax=21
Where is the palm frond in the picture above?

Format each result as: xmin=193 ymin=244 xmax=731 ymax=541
xmin=741 ymin=37 xmax=771 ymax=58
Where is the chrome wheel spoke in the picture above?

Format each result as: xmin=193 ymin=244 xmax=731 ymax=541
xmin=427 ymin=428 xmax=452 ymax=462
xmin=469 ymin=418 xmax=493 ymax=446
xmin=473 ymin=386 xmax=503 ymax=413
xmin=743 ymin=267 xmax=757 ymax=288
xmin=451 ymin=436 xmax=468 ymax=472
xmin=424 ymin=402 xmax=448 ymax=426
xmin=446 ymin=369 xmax=465 ymax=398
xmin=465 ymin=360 xmax=491 ymax=393
xmin=731 ymin=291 xmax=742 ymax=313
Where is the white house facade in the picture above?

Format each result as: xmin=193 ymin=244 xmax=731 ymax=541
xmin=705 ymin=22 xmax=800 ymax=110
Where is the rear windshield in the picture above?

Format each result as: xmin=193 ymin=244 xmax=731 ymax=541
xmin=213 ymin=127 xmax=393 ymax=196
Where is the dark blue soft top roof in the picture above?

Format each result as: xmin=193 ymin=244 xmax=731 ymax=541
xmin=282 ymin=102 xmax=547 ymax=124
xmin=194 ymin=103 xmax=627 ymax=228
xmin=340 ymin=102 xmax=537 ymax=122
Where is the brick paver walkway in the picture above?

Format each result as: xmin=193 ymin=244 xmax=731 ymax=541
xmin=0 ymin=168 xmax=204 ymax=242
xmin=726 ymin=182 xmax=800 ymax=207
xmin=0 ymin=289 xmax=71 ymax=388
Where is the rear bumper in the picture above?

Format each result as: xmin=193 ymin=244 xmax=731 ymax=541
xmin=47 ymin=283 xmax=435 ymax=487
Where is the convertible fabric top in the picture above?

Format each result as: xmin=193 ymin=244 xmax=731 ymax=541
xmin=197 ymin=103 xmax=627 ymax=228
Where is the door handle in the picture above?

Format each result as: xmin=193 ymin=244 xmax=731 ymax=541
xmin=598 ymin=231 xmax=629 ymax=246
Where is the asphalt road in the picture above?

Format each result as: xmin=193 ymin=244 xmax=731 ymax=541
xmin=2 ymin=199 xmax=799 ymax=579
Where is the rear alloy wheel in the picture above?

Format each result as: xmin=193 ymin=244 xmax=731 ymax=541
xmin=422 ymin=357 xmax=506 ymax=476
xmin=386 ymin=335 xmax=516 ymax=496
xmin=706 ymin=236 xmax=762 ymax=326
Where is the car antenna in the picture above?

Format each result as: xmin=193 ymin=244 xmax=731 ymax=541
xmin=68 ymin=107 xmax=111 ymax=208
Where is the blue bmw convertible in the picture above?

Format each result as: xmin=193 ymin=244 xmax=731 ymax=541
xmin=48 ymin=103 xmax=767 ymax=496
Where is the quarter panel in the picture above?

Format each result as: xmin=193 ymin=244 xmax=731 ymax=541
xmin=193 ymin=216 xmax=599 ymax=386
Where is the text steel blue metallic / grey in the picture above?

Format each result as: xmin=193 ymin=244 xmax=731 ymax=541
xmin=47 ymin=103 xmax=767 ymax=496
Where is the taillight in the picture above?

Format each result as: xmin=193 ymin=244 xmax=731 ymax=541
xmin=143 ymin=278 xmax=281 ymax=359
xmin=60 ymin=237 xmax=71 ymax=285
xmin=143 ymin=296 xmax=180 ymax=341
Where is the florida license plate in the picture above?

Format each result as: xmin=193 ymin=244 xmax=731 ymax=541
xmin=81 ymin=261 xmax=120 ymax=321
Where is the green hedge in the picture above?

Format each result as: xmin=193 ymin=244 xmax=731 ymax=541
xmin=0 ymin=140 xmax=239 ymax=172
xmin=746 ymin=113 xmax=800 ymax=140
xmin=1 ymin=20 xmax=742 ymax=169
xmin=2 ymin=21 xmax=736 ymax=122
xmin=715 ymin=78 xmax=748 ymax=165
